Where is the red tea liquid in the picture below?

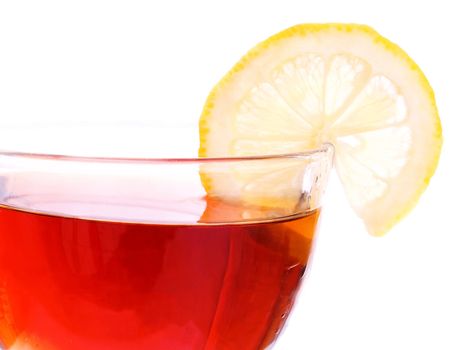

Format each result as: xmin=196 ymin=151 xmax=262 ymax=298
xmin=0 ymin=203 xmax=318 ymax=350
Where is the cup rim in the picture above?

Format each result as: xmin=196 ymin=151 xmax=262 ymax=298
xmin=0 ymin=143 xmax=334 ymax=164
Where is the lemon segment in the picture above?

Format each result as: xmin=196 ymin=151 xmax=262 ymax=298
xmin=199 ymin=24 xmax=442 ymax=235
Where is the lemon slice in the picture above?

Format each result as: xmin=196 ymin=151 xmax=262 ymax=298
xmin=199 ymin=24 xmax=442 ymax=235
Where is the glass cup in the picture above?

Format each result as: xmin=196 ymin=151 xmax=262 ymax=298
xmin=0 ymin=124 xmax=333 ymax=350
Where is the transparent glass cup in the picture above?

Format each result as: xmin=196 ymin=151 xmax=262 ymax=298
xmin=0 ymin=125 xmax=333 ymax=350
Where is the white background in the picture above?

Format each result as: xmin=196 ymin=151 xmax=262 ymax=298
xmin=0 ymin=1 xmax=454 ymax=349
